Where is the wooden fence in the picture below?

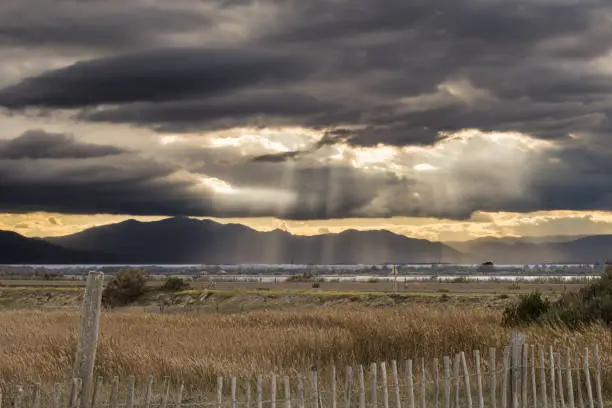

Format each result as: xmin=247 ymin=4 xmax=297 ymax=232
xmin=0 ymin=343 xmax=605 ymax=408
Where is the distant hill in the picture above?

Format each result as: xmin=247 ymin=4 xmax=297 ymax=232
xmin=0 ymin=230 xmax=115 ymax=264
xmin=4 ymin=217 xmax=612 ymax=264
xmin=449 ymin=235 xmax=612 ymax=264
xmin=42 ymin=217 xmax=466 ymax=264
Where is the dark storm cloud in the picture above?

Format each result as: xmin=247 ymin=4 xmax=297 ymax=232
xmin=0 ymin=48 xmax=313 ymax=108
xmin=2 ymin=0 xmax=612 ymax=219
xmin=0 ymin=130 xmax=126 ymax=159
xmin=84 ymin=91 xmax=337 ymax=131
xmin=0 ymin=154 xmax=212 ymax=216
xmin=0 ymin=2 xmax=209 ymax=50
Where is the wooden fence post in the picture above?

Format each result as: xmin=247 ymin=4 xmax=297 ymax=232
xmin=391 ymin=361 xmax=401 ymax=408
xmin=474 ymin=350 xmax=484 ymax=408
xmin=539 ymin=347 xmax=548 ymax=408
xmin=490 ymin=348 xmax=497 ymax=408
xmin=549 ymin=347 xmax=557 ymax=408
xmin=407 ymin=360 xmax=415 ymax=408
xmin=584 ymin=348 xmax=594 ymax=408
xmin=443 ymin=357 xmax=450 ymax=408
xmin=461 ymin=352 xmax=473 ymax=408
xmin=332 ymin=365 xmax=337 ymax=408
xmin=73 ymin=271 xmax=104 ymax=408
xmin=593 ymin=345 xmax=603 ymax=408
xmin=509 ymin=333 xmax=525 ymax=408
xmin=566 ymin=349 xmax=575 ymax=408
xmin=360 ymin=365 xmax=367 ymax=408
xmin=372 ymin=363 xmax=378 ymax=408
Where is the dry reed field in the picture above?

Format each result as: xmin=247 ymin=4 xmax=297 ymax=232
xmin=0 ymin=305 xmax=610 ymax=396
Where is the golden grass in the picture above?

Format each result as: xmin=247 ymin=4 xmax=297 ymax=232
xmin=0 ymin=305 xmax=610 ymax=393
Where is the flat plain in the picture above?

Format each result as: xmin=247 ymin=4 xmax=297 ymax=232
xmin=0 ymin=276 xmax=608 ymax=399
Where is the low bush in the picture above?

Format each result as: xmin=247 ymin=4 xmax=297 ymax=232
xmin=503 ymin=266 xmax=612 ymax=329
xmin=501 ymin=291 xmax=550 ymax=327
xmin=102 ymin=268 xmax=150 ymax=308
xmin=161 ymin=277 xmax=189 ymax=292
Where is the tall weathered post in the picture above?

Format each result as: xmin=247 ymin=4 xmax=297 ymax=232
xmin=509 ymin=333 xmax=525 ymax=408
xmin=73 ymin=271 xmax=104 ymax=408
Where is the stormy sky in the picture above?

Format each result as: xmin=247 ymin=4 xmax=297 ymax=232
xmin=1 ymin=0 xmax=612 ymax=240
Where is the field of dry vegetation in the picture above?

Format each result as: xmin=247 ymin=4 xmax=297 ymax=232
xmin=0 ymin=304 xmax=610 ymax=395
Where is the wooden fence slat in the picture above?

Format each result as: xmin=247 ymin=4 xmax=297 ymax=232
xmin=161 ymin=377 xmax=170 ymax=408
xmin=522 ymin=345 xmax=529 ymax=408
xmin=550 ymin=347 xmax=557 ymax=408
xmin=272 ymin=374 xmax=277 ymax=408
xmin=70 ymin=378 xmax=82 ymax=408
xmin=421 ymin=358 xmax=427 ymax=408
xmin=443 ymin=357 xmax=450 ymax=408
xmin=285 ymin=376 xmax=292 ymax=408
xmin=391 ymin=361 xmax=401 ymax=408
xmin=593 ymin=345 xmax=603 ymax=408
xmin=312 ymin=371 xmax=319 ymax=408
xmin=218 ymin=376 xmax=224 ymax=408
xmin=258 ymin=375 xmax=263 ymax=408
xmin=502 ymin=347 xmax=510 ymax=408
xmin=406 ymin=360 xmax=415 ymax=408
xmin=460 ymin=352 xmax=473 ymax=408
xmin=332 ymin=365 xmax=337 ymax=408
xmin=372 ymin=363 xmax=378 ymax=408
xmin=91 ymin=377 xmax=102 ymax=408
xmin=566 ymin=349 xmax=575 ymax=408
xmin=53 ymin=383 xmax=62 ymax=408
xmin=434 ymin=358 xmax=440 ymax=408
xmin=474 ymin=350 xmax=484 ymax=408
xmin=531 ymin=345 xmax=537 ymax=408
xmin=511 ymin=340 xmax=521 ymax=408
xmin=346 ymin=366 xmax=353 ymax=408
xmin=126 ymin=375 xmax=135 ymax=408
xmin=454 ymin=354 xmax=460 ymax=408
xmin=297 ymin=374 xmax=305 ymax=408
xmin=176 ymin=381 xmax=184 ymax=408
xmin=247 ymin=376 xmax=252 ymax=408
xmin=14 ymin=385 xmax=23 ymax=408
xmin=539 ymin=346 xmax=548 ymax=408
xmin=555 ymin=352 xmax=565 ymax=408
xmin=232 ymin=377 xmax=237 ymax=408
xmin=584 ymin=348 xmax=594 ymax=408
xmin=32 ymin=383 xmax=41 ymax=408
xmin=360 ymin=365 xmax=367 ymax=408
xmin=490 ymin=348 xmax=497 ymax=408
xmin=382 ymin=362 xmax=390 ymax=408
xmin=144 ymin=376 xmax=154 ymax=408
xmin=576 ymin=353 xmax=585 ymax=408
xmin=556 ymin=353 xmax=566 ymax=408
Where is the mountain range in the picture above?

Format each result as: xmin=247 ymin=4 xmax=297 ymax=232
xmin=0 ymin=217 xmax=611 ymax=264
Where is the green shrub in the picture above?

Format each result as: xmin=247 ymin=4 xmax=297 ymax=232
xmin=102 ymin=268 xmax=150 ymax=308
xmin=502 ymin=291 xmax=550 ymax=327
xmin=161 ymin=277 xmax=189 ymax=292
xmin=550 ymin=267 xmax=612 ymax=328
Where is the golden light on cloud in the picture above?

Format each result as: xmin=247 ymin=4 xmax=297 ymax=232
xmin=201 ymin=176 xmax=236 ymax=194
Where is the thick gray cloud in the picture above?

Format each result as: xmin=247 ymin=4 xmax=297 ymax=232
xmin=1 ymin=0 xmax=612 ymax=220
xmin=0 ymin=48 xmax=313 ymax=108
xmin=0 ymin=130 xmax=126 ymax=159
xmin=0 ymin=1 xmax=210 ymax=50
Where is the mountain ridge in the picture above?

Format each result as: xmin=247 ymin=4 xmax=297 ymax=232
xmin=3 ymin=217 xmax=612 ymax=264
xmin=42 ymin=217 xmax=465 ymax=264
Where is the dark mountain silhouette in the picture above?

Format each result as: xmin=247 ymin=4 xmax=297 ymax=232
xmin=0 ymin=230 xmax=117 ymax=264
xmin=4 ymin=217 xmax=612 ymax=264
xmin=43 ymin=217 xmax=466 ymax=264
xmin=449 ymin=235 xmax=612 ymax=264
